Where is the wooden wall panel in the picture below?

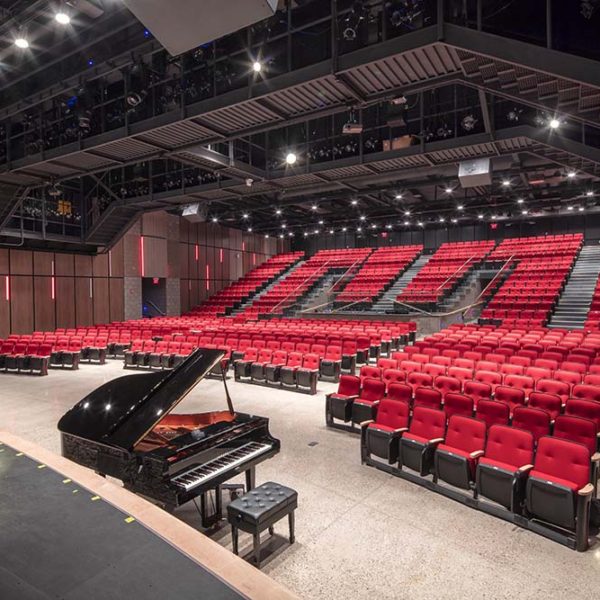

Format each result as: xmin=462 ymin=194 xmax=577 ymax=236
xmin=56 ymin=277 xmax=75 ymax=329
xmin=0 ymin=248 xmax=8 ymax=273
xmin=75 ymin=278 xmax=93 ymax=326
xmin=142 ymin=237 xmax=167 ymax=278
xmin=179 ymin=218 xmax=191 ymax=243
xmin=33 ymin=252 xmax=54 ymax=276
xmin=142 ymin=211 xmax=168 ymax=237
xmin=109 ymin=241 xmax=124 ymax=277
xmin=55 ymin=253 xmax=74 ymax=276
xmin=187 ymin=244 xmax=198 ymax=279
xmin=123 ymin=234 xmax=141 ymax=277
xmin=34 ymin=277 xmax=56 ymax=332
xmin=0 ymin=281 xmax=9 ymax=337
xmin=74 ymin=254 xmax=93 ymax=277
xmin=167 ymin=240 xmax=180 ymax=278
xmin=109 ymin=279 xmax=124 ymax=323
xmin=10 ymin=250 xmax=33 ymax=275
xmin=180 ymin=280 xmax=190 ymax=313
xmin=10 ymin=275 xmax=34 ymax=334
xmin=93 ymin=253 xmax=109 ymax=277
xmin=179 ymin=243 xmax=189 ymax=278
xmin=93 ymin=278 xmax=110 ymax=325
xmin=189 ymin=279 xmax=199 ymax=307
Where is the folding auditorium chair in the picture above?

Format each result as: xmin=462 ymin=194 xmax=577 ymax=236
xmin=434 ymin=415 xmax=486 ymax=490
xmin=525 ymin=436 xmax=593 ymax=551
xmin=4 ymin=342 xmax=27 ymax=372
xmin=159 ymin=341 xmax=181 ymax=369
xmin=572 ymin=384 xmax=600 ymax=404
xmin=423 ymin=363 xmax=446 ymax=379
xmin=351 ymin=378 xmax=386 ymax=426
xmin=296 ymin=354 xmax=320 ymax=395
xmin=448 ymin=366 xmax=473 ymax=387
xmin=387 ymin=383 xmax=412 ymax=404
xmin=382 ymin=369 xmax=405 ymax=392
xmin=171 ymin=342 xmax=194 ymax=369
xmin=320 ymin=346 xmax=342 ymax=382
xmin=475 ymin=399 xmax=510 ymax=428
xmin=434 ymin=375 xmax=461 ymax=399
xmin=511 ymin=406 xmax=551 ymax=444
xmin=135 ymin=340 xmax=156 ymax=368
xmin=280 ymin=352 xmax=304 ymax=389
xmin=250 ymin=349 xmax=273 ymax=383
xmin=552 ymin=416 xmax=600 ymax=478
xmin=326 ymin=375 xmax=361 ymax=428
xmin=148 ymin=340 xmax=169 ymax=369
xmin=359 ymin=365 xmax=381 ymax=385
xmin=414 ymin=388 xmax=443 ymax=410
xmin=265 ymin=350 xmax=288 ymax=386
xmin=443 ymin=393 xmax=474 ymax=419
xmin=528 ymin=391 xmax=562 ymax=421
xmin=377 ymin=358 xmax=398 ymax=371
xmin=407 ymin=372 xmax=433 ymax=395
xmin=494 ymin=386 xmax=526 ymax=416
xmin=361 ymin=398 xmax=410 ymax=465
xmin=476 ymin=425 xmax=534 ymax=511
xmin=341 ymin=340 xmax=357 ymax=374
xmin=27 ymin=343 xmax=52 ymax=376
xmin=564 ymin=399 xmax=600 ymax=434
xmin=234 ymin=348 xmax=259 ymax=381
xmin=536 ymin=379 xmax=570 ymax=404
xmin=399 ymin=406 xmax=446 ymax=476
xmin=462 ymin=381 xmax=492 ymax=407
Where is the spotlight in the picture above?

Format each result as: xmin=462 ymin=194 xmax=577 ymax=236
xmin=522 ymin=210 xmax=528 ymax=215
xmin=460 ymin=114 xmax=478 ymax=132
xmin=314 ymin=229 xmax=320 ymax=234
xmin=281 ymin=224 xmax=287 ymax=229
xmin=15 ymin=37 xmax=29 ymax=49
xmin=567 ymin=206 xmax=574 ymax=211
xmin=439 ymin=217 xmax=445 ymax=223
xmin=491 ymin=215 xmax=497 ymax=220
xmin=329 ymin=229 xmax=334 ymax=234
xmin=359 ymin=215 xmax=366 ymax=221
xmin=265 ymin=234 xmax=269 ymax=238
xmin=404 ymin=210 xmax=411 ymax=216
xmin=395 ymin=194 xmax=403 ymax=200
xmin=211 ymin=217 xmax=218 ymax=223
xmin=311 ymin=204 xmax=318 ymax=211
xmin=247 ymin=227 xmax=253 ymax=232
xmin=478 ymin=214 xmax=484 ymax=219
xmin=357 ymin=227 xmax=362 ymax=233
xmin=457 ymin=204 xmax=464 ymax=211
xmin=501 ymin=179 xmax=511 ymax=187
xmin=252 ymin=61 xmax=262 ymax=73
xmin=342 ymin=108 xmax=363 ymax=134
xmin=517 ymin=198 xmax=524 ymax=204
xmin=445 ymin=187 xmax=453 ymax=194
xmin=351 ymin=199 xmax=358 ymax=205
xmin=579 ymin=206 xmax=585 ymax=212
xmin=242 ymin=213 xmax=249 ymax=219
xmin=289 ymin=232 xmax=294 ymax=237
xmin=304 ymin=232 xmax=309 ymax=237
xmin=55 ymin=12 xmax=71 ymax=25
xmin=451 ymin=218 xmax=458 ymax=224
xmin=285 ymin=152 xmax=297 ymax=165
xmin=276 ymin=208 xmax=282 ymax=215
xmin=403 ymin=220 xmax=410 ymax=226
xmin=549 ymin=118 xmax=560 ymax=129
xmin=417 ymin=221 xmax=424 ymax=227
xmin=567 ymin=171 xmax=576 ymax=179
xmin=586 ymin=191 xmax=594 ymax=197
xmin=386 ymin=224 xmax=392 ymax=230
xmin=371 ymin=223 xmax=377 ymax=229
xmin=318 ymin=220 xmax=324 ymax=225
xmin=342 ymin=227 xmax=347 ymax=232
xmin=279 ymin=234 xmax=284 ymax=239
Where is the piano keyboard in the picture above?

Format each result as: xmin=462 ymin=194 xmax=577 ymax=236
xmin=172 ymin=442 xmax=272 ymax=491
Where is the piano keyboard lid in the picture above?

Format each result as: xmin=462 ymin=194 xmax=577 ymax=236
xmin=57 ymin=348 xmax=227 ymax=451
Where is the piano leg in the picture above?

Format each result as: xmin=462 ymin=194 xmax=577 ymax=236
xmin=215 ymin=484 xmax=222 ymax=520
xmin=245 ymin=467 xmax=256 ymax=491
xmin=289 ymin=511 xmax=295 ymax=544
xmin=232 ymin=525 xmax=239 ymax=555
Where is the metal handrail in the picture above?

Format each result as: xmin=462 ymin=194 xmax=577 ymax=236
xmin=328 ymin=257 xmax=364 ymax=295
xmin=269 ymin=259 xmax=332 ymax=314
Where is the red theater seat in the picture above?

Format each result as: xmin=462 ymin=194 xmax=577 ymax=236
xmin=361 ymin=399 xmax=410 ymax=464
xmin=400 ymin=406 xmax=446 ymax=476
xmin=326 ymin=375 xmax=361 ymax=426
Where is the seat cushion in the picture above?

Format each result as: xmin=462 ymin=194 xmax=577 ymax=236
xmin=529 ymin=470 xmax=581 ymax=492
xmin=355 ymin=399 xmax=375 ymax=407
xmin=402 ymin=432 xmax=429 ymax=445
xmin=368 ymin=423 xmax=396 ymax=434
xmin=437 ymin=444 xmax=476 ymax=476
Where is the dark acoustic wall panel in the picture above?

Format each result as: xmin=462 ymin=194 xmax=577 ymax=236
xmin=33 ymin=252 xmax=54 ymax=276
xmin=56 ymin=277 xmax=75 ymax=329
xmin=108 ymin=241 xmax=124 ymax=277
xmin=0 ymin=248 xmax=8 ymax=273
xmin=93 ymin=254 xmax=109 ymax=277
xmin=93 ymin=278 xmax=110 ymax=325
xmin=10 ymin=275 xmax=34 ymax=334
xmin=180 ymin=280 xmax=190 ymax=314
xmin=74 ymin=255 xmax=93 ymax=277
xmin=55 ymin=253 xmax=75 ymax=276
xmin=75 ymin=278 xmax=93 ymax=327
xmin=34 ymin=277 xmax=56 ymax=332
xmin=109 ymin=278 xmax=124 ymax=323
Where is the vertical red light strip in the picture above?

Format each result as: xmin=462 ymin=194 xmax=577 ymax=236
xmin=195 ymin=244 xmax=199 ymax=261
xmin=242 ymin=241 xmax=246 ymax=251
xmin=108 ymin=250 xmax=113 ymax=277
xmin=5 ymin=275 xmax=9 ymax=301
xmin=219 ymin=248 xmax=223 ymax=263
xmin=253 ymin=253 xmax=256 ymax=265
xmin=51 ymin=260 xmax=55 ymax=300
xmin=206 ymin=264 xmax=210 ymax=290
xmin=140 ymin=236 xmax=145 ymax=276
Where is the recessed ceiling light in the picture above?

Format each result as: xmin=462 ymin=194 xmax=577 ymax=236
xmin=549 ymin=118 xmax=560 ymax=129
xmin=55 ymin=12 xmax=70 ymax=25
xmin=445 ymin=187 xmax=453 ymax=194
xmin=14 ymin=37 xmax=29 ymax=49
xmin=501 ymin=179 xmax=511 ymax=187
xmin=360 ymin=215 xmax=366 ymax=221
xmin=457 ymin=204 xmax=464 ymax=211
xmin=567 ymin=171 xmax=576 ymax=179
xmin=404 ymin=210 xmax=410 ymax=216
xmin=517 ymin=198 xmax=524 ymax=204
xmin=285 ymin=152 xmax=297 ymax=165
xmin=522 ymin=210 xmax=528 ymax=215
xmin=252 ymin=61 xmax=262 ymax=73
xmin=567 ymin=206 xmax=574 ymax=211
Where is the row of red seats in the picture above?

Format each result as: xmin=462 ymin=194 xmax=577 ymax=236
xmin=189 ymin=251 xmax=303 ymax=316
xmin=483 ymin=234 xmax=583 ymax=326
xmin=242 ymin=248 xmax=372 ymax=316
xmin=397 ymin=241 xmax=495 ymax=305
xmin=335 ymin=245 xmax=422 ymax=306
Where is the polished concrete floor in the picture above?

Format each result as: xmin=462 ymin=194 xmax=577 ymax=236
xmin=1 ymin=361 xmax=599 ymax=599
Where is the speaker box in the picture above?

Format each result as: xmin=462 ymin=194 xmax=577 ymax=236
xmin=124 ymin=0 xmax=278 ymax=56
xmin=458 ymin=158 xmax=492 ymax=188
xmin=182 ymin=203 xmax=207 ymax=223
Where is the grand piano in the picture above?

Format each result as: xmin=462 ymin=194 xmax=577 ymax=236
xmin=58 ymin=348 xmax=280 ymax=513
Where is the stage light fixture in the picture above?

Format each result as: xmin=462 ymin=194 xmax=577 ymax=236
xmin=279 ymin=234 xmax=284 ymax=238
xmin=395 ymin=194 xmax=403 ymax=200
xmin=359 ymin=215 xmax=366 ymax=221
xmin=386 ymin=224 xmax=392 ymax=229
xmin=351 ymin=199 xmax=358 ymax=206
xmin=549 ymin=118 xmax=560 ymax=129
xmin=478 ymin=214 xmax=484 ymax=219
xmin=417 ymin=221 xmax=424 ymax=227
xmin=304 ymin=232 xmax=309 ymax=237
xmin=501 ymin=179 xmax=511 ymax=187
xmin=451 ymin=218 xmax=458 ymax=224
xmin=285 ymin=152 xmax=297 ymax=165
xmin=568 ymin=206 xmax=574 ymax=211
xmin=15 ymin=36 xmax=29 ymax=49
xmin=342 ymin=227 xmax=347 ymax=232
xmin=252 ymin=61 xmax=262 ymax=73
xmin=579 ymin=206 xmax=585 ymax=212
xmin=55 ymin=12 xmax=71 ymax=24
xmin=318 ymin=220 xmax=324 ymax=225
xmin=586 ymin=191 xmax=594 ymax=197
xmin=289 ymin=232 xmax=294 ymax=237
xmin=329 ymin=229 xmax=334 ymax=234
xmin=276 ymin=208 xmax=282 ymax=215
xmin=371 ymin=223 xmax=377 ymax=229
xmin=403 ymin=220 xmax=410 ymax=226
xmin=522 ymin=210 xmax=528 ymax=215
xmin=247 ymin=227 xmax=253 ymax=232
xmin=567 ymin=171 xmax=576 ymax=179
xmin=517 ymin=198 xmax=524 ymax=204
xmin=242 ymin=213 xmax=249 ymax=219
xmin=211 ymin=217 xmax=218 ymax=223
xmin=314 ymin=229 xmax=320 ymax=234
xmin=445 ymin=187 xmax=453 ymax=194
xmin=439 ymin=217 xmax=445 ymax=223
xmin=457 ymin=204 xmax=464 ymax=210
xmin=357 ymin=227 xmax=362 ymax=233
xmin=404 ymin=210 xmax=410 ymax=216
xmin=281 ymin=223 xmax=287 ymax=229
xmin=311 ymin=204 xmax=318 ymax=210
xmin=265 ymin=234 xmax=269 ymax=238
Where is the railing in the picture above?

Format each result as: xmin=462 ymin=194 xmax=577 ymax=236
xmin=268 ymin=260 xmax=332 ymax=315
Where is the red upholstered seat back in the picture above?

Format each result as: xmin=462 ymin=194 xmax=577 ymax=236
xmin=360 ymin=365 xmax=381 ymax=381
xmin=257 ymin=349 xmax=273 ymax=363
xmin=443 ymin=393 xmax=474 ymax=418
xmin=512 ymin=406 xmax=551 ymax=442
xmin=325 ymin=345 xmax=342 ymax=360
xmin=337 ymin=375 xmax=360 ymax=396
xmin=243 ymin=347 xmax=259 ymax=361
xmin=378 ymin=358 xmax=397 ymax=370
xmin=387 ymin=383 xmax=412 ymax=403
xmin=565 ymin=399 xmax=600 ymax=430
xmin=286 ymin=352 xmax=303 ymax=368
xmin=409 ymin=406 xmax=446 ymax=440
xmin=553 ymin=415 xmax=597 ymax=455
xmin=572 ymin=384 xmax=600 ymax=403
xmin=485 ymin=425 xmax=533 ymax=468
xmin=414 ymin=387 xmax=442 ymax=409
xmin=272 ymin=350 xmax=288 ymax=366
xmin=533 ymin=436 xmax=590 ymax=489
xmin=475 ymin=399 xmax=510 ymax=428
xmin=374 ymin=399 xmax=409 ymax=430
xmin=444 ymin=416 xmax=486 ymax=454
xmin=360 ymin=378 xmax=386 ymax=402
xmin=302 ymin=353 xmax=319 ymax=370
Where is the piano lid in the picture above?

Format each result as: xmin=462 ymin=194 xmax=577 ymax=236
xmin=57 ymin=348 xmax=226 ymax=451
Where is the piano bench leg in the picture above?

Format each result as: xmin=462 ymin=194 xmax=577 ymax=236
xmin=231 ymin=526 xmax=239 ymax=555
xmin=253 ymin=531 xmax=261 ymax=569
xmin=289 ymin=511 xmax=295 ymax=544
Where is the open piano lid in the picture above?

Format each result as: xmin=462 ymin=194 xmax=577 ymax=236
xmin=57 ymin=348 xmax=227 ymax=451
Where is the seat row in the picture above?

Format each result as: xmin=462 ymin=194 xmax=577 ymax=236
xmin=359 ymin=401 xmax=596 ymax=551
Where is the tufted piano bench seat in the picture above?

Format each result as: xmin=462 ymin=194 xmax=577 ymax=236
xmin=227 ymin=481 xmax=297 ymax=568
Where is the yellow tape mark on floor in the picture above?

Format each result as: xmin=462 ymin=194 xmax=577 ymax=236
xmin=124 ymin=516 xmax=136 ymax=524
xmin=37 ymin=464 xmax=46 ymax=469
xmin=91 ymin=496 xmax=101 ymax=502
xmin=16 ymin=452 xmax=23 ymax=456
xmin=62 ymin=478 xmax=71 ymax=484
xmin=72 ymin=489 xmax=79 ymax=494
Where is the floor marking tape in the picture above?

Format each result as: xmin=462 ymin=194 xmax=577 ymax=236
xmin=16 ymin=452 xmax=23 ymax=456
xmin=62 ymin=478 xmax=71 ymax=484
xmin=91 ymin=496 xmax=101 ymax=501
xmin=124 ymin=516 xmax=136 ymax=524
xmin=37 ymin=464 xmax=46 ymax=469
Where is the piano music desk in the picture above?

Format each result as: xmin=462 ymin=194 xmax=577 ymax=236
xmin=0 ymin=431 xmax=299 ymax=600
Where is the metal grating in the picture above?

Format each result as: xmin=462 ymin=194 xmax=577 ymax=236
xmin=370 ymin=155 xmax=432 ymax=172
xmin=200 ymin=100 xmax=283 ymax=133
xmin=52 ymin=152 xmax=119 ymax=170
xmin=136 ymin=120 xmax=215 ymax=149
xmin=91 ymin=138 xmax=160 ymax=161
xmin=320 ymin=165 xmax=375 ymax=180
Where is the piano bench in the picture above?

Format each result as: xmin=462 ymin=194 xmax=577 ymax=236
xmin=227 ymin=481 xmax=297 ymax=569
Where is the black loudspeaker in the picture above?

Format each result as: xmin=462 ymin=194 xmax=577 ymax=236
xmin=123 ymin=0 xmax=278 ymax=56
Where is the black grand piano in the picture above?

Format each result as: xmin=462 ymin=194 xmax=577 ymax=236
xmin=58 ymin=348 xmax=280 ymax=513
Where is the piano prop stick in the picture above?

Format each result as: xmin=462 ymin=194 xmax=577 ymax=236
xmin=58 ymin=349 xmax=281 ymax=516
